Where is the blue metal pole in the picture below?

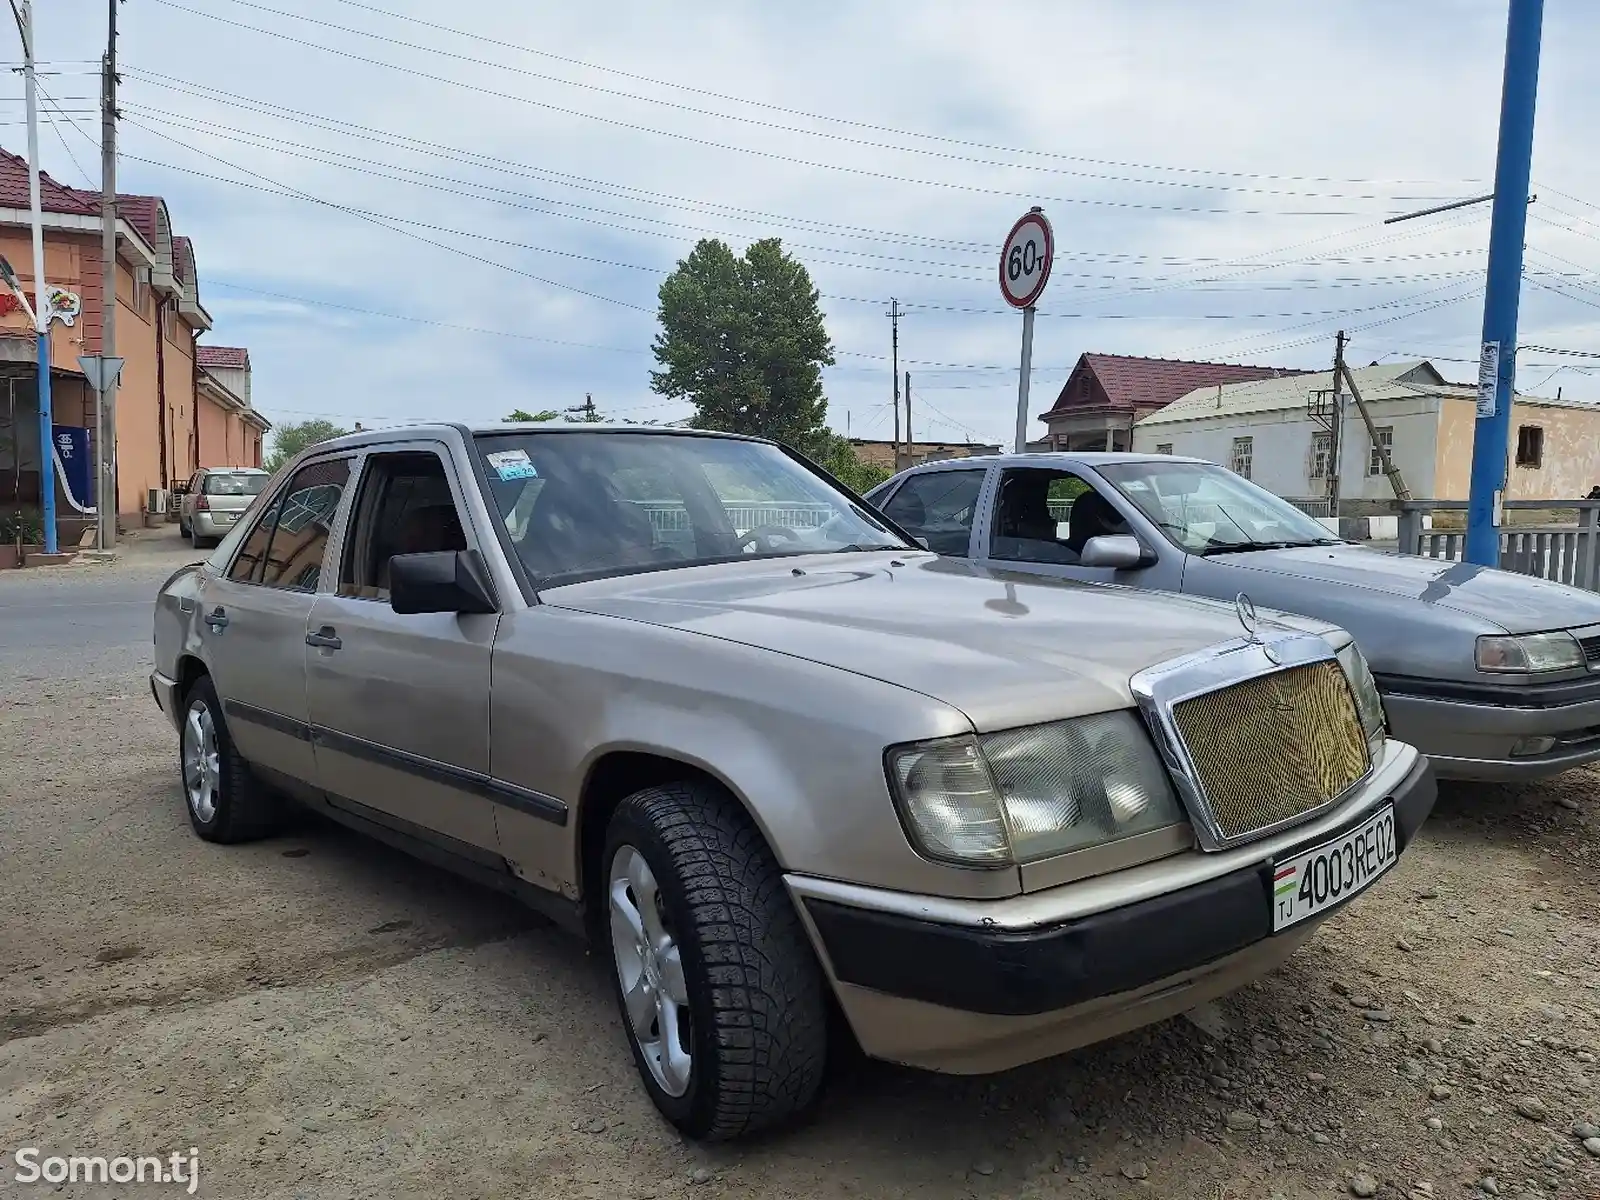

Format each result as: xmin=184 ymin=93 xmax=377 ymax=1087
xmin=36 ymin=323 xmax=56 ymax=554
xmin=1464 ymin=0 xmax=1545 ymax=566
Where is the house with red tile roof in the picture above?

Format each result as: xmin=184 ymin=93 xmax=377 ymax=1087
xmin=0 ymin=149 xmax=267 ymax=540
xmin=1035 ymin=352 xmax=1310 ymax=452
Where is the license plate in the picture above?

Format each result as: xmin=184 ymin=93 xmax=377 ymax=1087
xmin=217 ymin=513 xmax=236 ymax=524
xmin=1271 ymin=804 xmax=1395 ymax=932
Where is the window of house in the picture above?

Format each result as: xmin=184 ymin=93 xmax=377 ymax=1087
xmin=132 ymin=267 xmax=151 ymax=319
xmin=1230 ymin=436 xmax=1254 ymax=479
xmin=1516 ymin=425 xmax=1544 ymax=468
xmin=339 ymin=452 xmax=469 ymax=601
xmin=1310 ymin=431 xmax=1332 ymax=479
xmin=880 ymin=469 xmax=986 ymax=556
xmin=1368 ymin=427 xmax=1393 ymax=477
xmin=227 ymin=458 xmax=350 ymax=590
xmin=1155 ymin=443 xmax=1173 ymax=456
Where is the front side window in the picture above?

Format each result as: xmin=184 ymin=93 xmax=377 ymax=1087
xmin=990 ymin=468 xmax=1127 ymax=564
xmin=227 ymin=458 xmax=350 ymax=590
xmin=880 ymin=469 xmax=985 ymax=556
xmin=1230 ymin=436 xmax=1254 ymax=479
xmin=1099 ymin=460 xmax=1337 ymax=556
xmin=474 ymin=433 xmax=907 ymax=587
xmin=340 ymin=451 xmax=469 ymax=600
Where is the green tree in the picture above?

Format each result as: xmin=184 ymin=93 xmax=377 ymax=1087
xmin=813 ymin=432 xmax=891 ymax=495
xmin=504 ymin=408 xmax=561 ymax=422
xmin=265 ymin=419 xmax=349 ymax=473
xmin=651 ymin=238 xmax=835 ymax=455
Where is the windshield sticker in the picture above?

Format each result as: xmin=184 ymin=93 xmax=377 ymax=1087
xmin=487 ymin=449 xmax=539 ymax=480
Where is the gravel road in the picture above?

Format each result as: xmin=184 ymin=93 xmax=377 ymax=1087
xmin=1 ymin=541 xmax=1595 ymax=1199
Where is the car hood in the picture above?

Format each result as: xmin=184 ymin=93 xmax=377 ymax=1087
xmin=542 ymin=552 xmax=1298 ymax=731
xmin=1211 ymin=543 xmax=1600 ymax=634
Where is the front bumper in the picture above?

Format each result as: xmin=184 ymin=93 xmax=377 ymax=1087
xmin=788 ymin=742 xmax=1434 ymax=1074
xmin=1380 ymin=676 xmax=1600 ymax=781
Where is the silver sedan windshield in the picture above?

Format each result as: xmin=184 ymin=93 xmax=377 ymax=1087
xmin=1097 ymin=460 xmax=1339 ymax=555
xmin=475 ymin=432 xmax=909 ymax=586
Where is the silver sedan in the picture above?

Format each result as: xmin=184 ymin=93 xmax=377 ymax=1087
xmin=868 ymin=452 xmax=1600 ymax=781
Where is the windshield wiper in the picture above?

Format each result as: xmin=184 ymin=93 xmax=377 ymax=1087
xmin=1197 ymin=538 xmax=1336 ymax=556
xmin=832 ymin=542 xmax=907 ymax=553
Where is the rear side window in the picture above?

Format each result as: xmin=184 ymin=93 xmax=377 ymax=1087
xmin=880 ymin=470 xmax=985 ymax=556
xmin=203 ymin=472 xmax=268 ymax=496
xmin=227 ymin=458 xmax=350 ymax=590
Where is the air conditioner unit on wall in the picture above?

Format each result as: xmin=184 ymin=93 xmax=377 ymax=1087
xmin=147 ymin=488 xmax=169 ymax=515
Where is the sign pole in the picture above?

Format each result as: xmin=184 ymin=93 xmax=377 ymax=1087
xmin=999 ymin=207 xmax=1053 ymax=453
xmin=1465 ymin=0 xmax=1543 ymax=566
xmin=1015 ymin=306 xmax=1036 ymax=453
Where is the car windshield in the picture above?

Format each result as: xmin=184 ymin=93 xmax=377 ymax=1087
xmin=203 ymin=473 xmax=268 ymax=497
xmin=1096 ymin=460 xmax=1339 ymax=554
xmin=473 ymin=432 xmax=910 ymax=587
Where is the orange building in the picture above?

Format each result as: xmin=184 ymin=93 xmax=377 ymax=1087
xmin=0 ymin=150 xmax=268 ymax=542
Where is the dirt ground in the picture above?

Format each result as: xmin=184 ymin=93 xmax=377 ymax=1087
xmin=0 ymin=548 xmax=1596 ymax=1198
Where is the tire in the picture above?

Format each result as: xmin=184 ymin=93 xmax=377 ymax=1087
xmin=602 ymin=782 xmax=828 ymax=1140
xmin=179 ymin=675 xmax=282 ymax=843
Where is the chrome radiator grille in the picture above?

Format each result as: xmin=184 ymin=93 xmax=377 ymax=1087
xmin=1170 ymin=660 xmax=1368 ymax=843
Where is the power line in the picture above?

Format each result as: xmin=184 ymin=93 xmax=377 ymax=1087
xmin=305 ymin=0 xmax=1476 ymax=191
xmin=33 ymin=78 xmax=95 ymax=189
xmin=144 ymin=0 xmax=1376 ymax=218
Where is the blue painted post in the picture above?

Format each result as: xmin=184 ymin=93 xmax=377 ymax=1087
xmin=1465 ymin=0 xmax=1545 ymax=566
xmin=36 ymin=323 xmax=56 ymax=553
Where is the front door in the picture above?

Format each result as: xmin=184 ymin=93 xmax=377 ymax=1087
xmin=975 ymin=466 xmax=1172 ymax=588
xmin=304 ymin=445 xmax=501 ymax=855
xmin=198 ymin=455 xmax=354 ymax=786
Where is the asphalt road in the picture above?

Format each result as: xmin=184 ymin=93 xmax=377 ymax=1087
xmin=1 ymin=547 xmax=1595 ymax=1200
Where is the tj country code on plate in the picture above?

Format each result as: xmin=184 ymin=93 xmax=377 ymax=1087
xmin=1271 ymin=804 xmax=1396 ymax=932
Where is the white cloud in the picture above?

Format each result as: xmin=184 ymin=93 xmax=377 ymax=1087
xmin=20 ymin=0 xmax=1600 ymax=447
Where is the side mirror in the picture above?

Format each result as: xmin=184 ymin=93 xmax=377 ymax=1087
xmin=1079 ymin=534 xmax=1150 ymax=570
xmin=389 ymin=548 xmax=498 ymax=615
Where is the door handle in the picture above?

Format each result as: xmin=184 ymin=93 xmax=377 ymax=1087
xmin=305 ymin=626 xmax=342 ymax=651
xmin=204 ymin=606 xmax=229 ymax=630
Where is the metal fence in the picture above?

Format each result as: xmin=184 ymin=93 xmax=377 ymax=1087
xmin=630 ymin=500 xmax=837 ymax=534
xmin=1395 ymin=499 xmax=1600 ymax=591
xmin=1285 ymin=496 xmax=1334 ymax=518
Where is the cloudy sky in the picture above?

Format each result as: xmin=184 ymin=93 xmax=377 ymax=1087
xmin=20 ymin=0 xmax=1600 ymax=449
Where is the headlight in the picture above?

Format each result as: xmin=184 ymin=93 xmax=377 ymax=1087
xmin=886 ymin=712 xmax=1186 ymax=868
xmin=1335 ymin=642 xmax=1387 ymax=762
xmin=1475 ymin=631 xmax=1583 ymax=673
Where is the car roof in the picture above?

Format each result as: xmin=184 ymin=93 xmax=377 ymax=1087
xmin=312 ymin=422 xmax=769 ymax=453
xmin=888 ymin=450 xmax=1209 ymax=475
xmin=201 ymin=466 xmax=269 ymax=474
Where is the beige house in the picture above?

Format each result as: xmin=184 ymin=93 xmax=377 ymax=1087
xmin=1132 ymin=361 xmax=1600 ymax=506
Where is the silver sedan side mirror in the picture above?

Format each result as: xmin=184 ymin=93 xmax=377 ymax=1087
xmin=1079 ymin=534 xmax=1148 ymax=569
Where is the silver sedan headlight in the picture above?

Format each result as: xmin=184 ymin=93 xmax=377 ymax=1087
xmin=1475 ymin=631 xmax=1584 ymax=674
xmin=1335 ymin=642 xmax=1388 ymax=763
xmin=885 ymin=711 xmax=1186 ymax=868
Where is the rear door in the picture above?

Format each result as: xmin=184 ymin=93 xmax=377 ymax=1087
xmin=197 ymin=455 xmax=355 ymax=785
xmin=304 ymin=444 xmax=501 ymax=854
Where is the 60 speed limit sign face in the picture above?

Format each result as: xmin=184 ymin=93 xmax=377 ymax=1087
xmin=999 ymin=209 xmax=1053 ymax=309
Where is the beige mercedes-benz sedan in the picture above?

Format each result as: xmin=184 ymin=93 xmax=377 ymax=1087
xmin=150 ymin=424 xmax=1435 ymax=1140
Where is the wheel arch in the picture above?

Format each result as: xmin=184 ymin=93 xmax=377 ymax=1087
xmin=575 ymin=749 xmax=775 ymax=924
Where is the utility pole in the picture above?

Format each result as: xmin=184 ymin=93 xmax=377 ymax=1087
xmin=888 ymin=298 xmax=901 ymax=469
xmin=1466 ymin=0 xmax=1544 ymax=566
xmin=903 ymin=371 xmax=911 ymax=464
xmin=13 ymin=0 xmax=55 ymax=554
xmin=97 ymin=0 xmax=119 ymax=549
xmin=1341 ymin=355 xmax=1410 ymax=500
xmin=1326 ymin=331 xmax=1347 ymax=518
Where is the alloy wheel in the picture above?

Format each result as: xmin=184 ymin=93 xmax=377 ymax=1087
xmin=182 ymin=701 xmax=220 ymax=823
xmin=609 ymin=845 xmax=693 ymax=1097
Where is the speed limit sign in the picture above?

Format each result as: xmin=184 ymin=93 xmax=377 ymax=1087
xmin=999 ymin=208 xmax=1053 ymax=309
